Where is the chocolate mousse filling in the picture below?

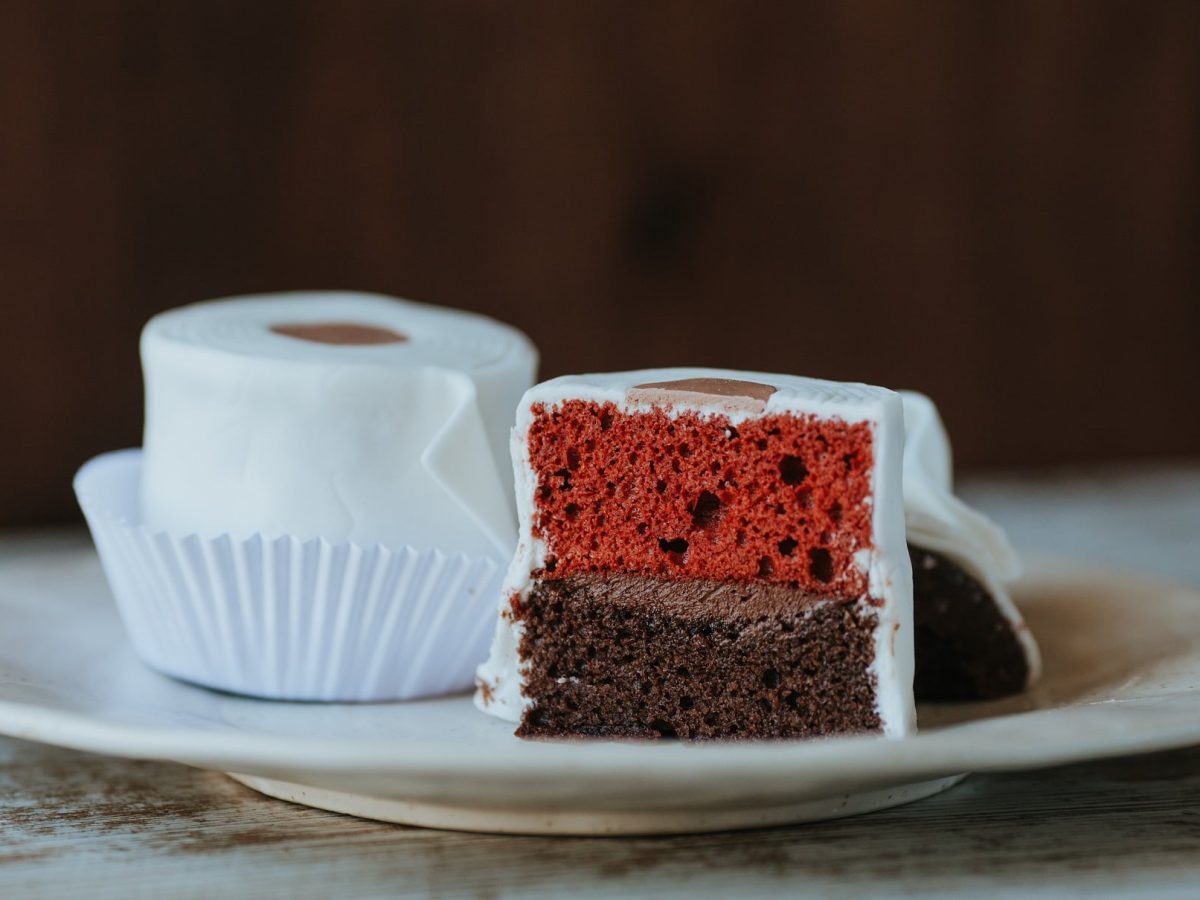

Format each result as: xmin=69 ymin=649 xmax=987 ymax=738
xmin=514 ymin=574 xmax=881 ymax=739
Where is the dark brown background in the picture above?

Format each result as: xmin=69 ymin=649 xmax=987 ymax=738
xmin=3 ymin=1 xmax=1199 ymax=527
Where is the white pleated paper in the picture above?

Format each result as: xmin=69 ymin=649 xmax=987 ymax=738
xmin=74 ymin=450 xmax=504 ymax=701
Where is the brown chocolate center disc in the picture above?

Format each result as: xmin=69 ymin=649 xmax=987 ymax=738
xmin=270 ymin=322 xmax=408 ymax=345
xmin=631 ymin=377 xmax=776 ymax=402
xmin=626 ymin=377 xmax=778 ymax=414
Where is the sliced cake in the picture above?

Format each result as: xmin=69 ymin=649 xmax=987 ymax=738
xmin=476 ymin=368 xmax=915 ymax=739
xmin=900 ymin=392 xmax=1041 ymax=700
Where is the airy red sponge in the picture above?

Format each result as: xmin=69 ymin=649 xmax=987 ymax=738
xmin=527 ymin=400 xmax=875 ymax=597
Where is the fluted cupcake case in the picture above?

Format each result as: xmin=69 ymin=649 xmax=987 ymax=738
xmin=78 ymin=451 xmax=505 ymax=701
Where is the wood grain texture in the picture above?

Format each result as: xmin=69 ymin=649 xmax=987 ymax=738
xmin=1 ymin=736 xmax=1197 ymax=899
xmin=1 ymin=1 xmax=1199 ymax=526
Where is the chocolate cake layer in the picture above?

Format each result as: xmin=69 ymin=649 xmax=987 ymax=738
xmin=515 ymin=574 xmax=882 ymax=739
xmin=911 ymin=546 xmax=1030 ymax=700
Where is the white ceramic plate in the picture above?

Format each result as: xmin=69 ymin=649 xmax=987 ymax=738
xmin=0 ymin=536 xmax=1197 ymax=835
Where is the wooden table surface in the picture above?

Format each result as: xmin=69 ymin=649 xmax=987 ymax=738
xmin=3 ymin=465 xmax=1200 ymax=899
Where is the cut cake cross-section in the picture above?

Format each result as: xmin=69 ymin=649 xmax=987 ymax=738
xmin=476 ymin=368 xmax=915 ymax=739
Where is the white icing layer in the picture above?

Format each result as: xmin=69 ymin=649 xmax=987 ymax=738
xmin=899 ymin=392 xmax=1041 ymax=684
xmin=475 ymin=367 xmax=917 ymax=738
xmin=141 ymin=292 xmax=537 ymax=557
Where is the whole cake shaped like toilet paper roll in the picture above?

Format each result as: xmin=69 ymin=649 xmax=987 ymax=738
xmin=141 ymin=292 xmax=538 ymax=558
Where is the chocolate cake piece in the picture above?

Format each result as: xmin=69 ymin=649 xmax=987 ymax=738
xmin=900 ymin=392 xmax=1040 ymax=700
xmin=477 ymin=369 xmax=915 ymax=740
xmin=910 ymin=546 xmax=1031 ymax=700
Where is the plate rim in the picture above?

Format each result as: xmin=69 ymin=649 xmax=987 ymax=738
xmin=0 ymin=555 xmax=1197 ymax=787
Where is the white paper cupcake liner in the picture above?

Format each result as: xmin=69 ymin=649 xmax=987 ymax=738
xmin=74 ymin=449 xmax=505 ymax=701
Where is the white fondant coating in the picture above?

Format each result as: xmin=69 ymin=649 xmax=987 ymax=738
xmin=141 ymin=292 xmax=537 ymax=558
xmin=476 ymin=368 xmax=917 ymax=738
xmin=899 ymin=392 xmax=1042 ymax=684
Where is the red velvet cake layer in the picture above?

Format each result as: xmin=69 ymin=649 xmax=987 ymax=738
xmin=527 ymin=400 xmax=875 ymax=597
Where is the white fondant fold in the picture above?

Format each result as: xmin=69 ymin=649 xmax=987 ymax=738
xmin=420 ymin=372 xmax=518 ymax=555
